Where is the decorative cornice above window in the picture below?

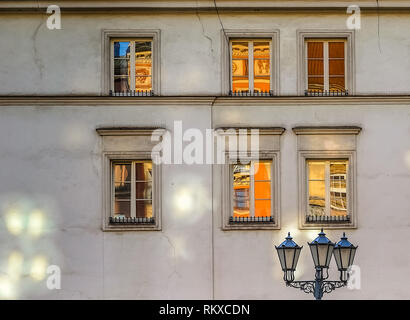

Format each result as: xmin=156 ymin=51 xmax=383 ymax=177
xmin=292 ymin=126 xmax=362 ymax=136
xmin=96 ymin=127 xmax=166 ymax=137
xmin=215 ymin=127 xmax=285 ymax=136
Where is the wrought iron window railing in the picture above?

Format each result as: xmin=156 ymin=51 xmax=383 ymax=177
xmin=110 ymin=90 xmax=155 ymax=97
xmin=109 ymin=217 xmax=155 ymax=224
xmin=305 ymin=215 xmax=350 ymax=223
xmin=304 ymin=90 xmax=348 ymax=97
xmin=229 ymin=90 xmax=274 ymax=97
xmin=229 ymin=216 xmax=274 ymax=224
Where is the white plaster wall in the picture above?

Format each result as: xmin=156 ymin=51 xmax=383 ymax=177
xmin=1 ymin=12 xmax=410 ymax=95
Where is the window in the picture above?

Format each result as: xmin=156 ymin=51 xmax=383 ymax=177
xmin=111 ymin=40 xmax=153 ymax=95
xmin=297 ymin=30 xmax=355 ymax=96
xmin=306 ymin=40 xmax=346 ymax=95
xmin=217 ymin=127 xmax=284 ymax=230
xmin=231 ymin=160 xmax=274 ymax=223
xmin=221 ymin=30 xmax=279 ymax=96
xmin=306 ymin=160 xmax=349 ymax=222
xmin=230 ymin=40 xmax=272 ymax=95
xmin=102 ymin=30 xmax=161 ymax=96
xmin=97 ymin=127 xmax=165 ymax=231
xmin=293 ymin=126 xmax=361 ymax=229
xmin=111 ymin=160 xmax=154 ymax=224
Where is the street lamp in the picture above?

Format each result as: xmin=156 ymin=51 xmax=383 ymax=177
xmin=275 ymin=229 xmax=357 ymax=300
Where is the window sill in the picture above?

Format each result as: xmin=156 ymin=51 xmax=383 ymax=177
xmin=103 ymin=217 xmax=159 ymax=231
xmin=229 ymin=216 xmax=274 ymax=224
xmin=229 ymin=90 xmax=274 ymax=97
xmin=110 ymin=90 xmax=155 ymax=97
xmin=109 ymin=217 xmax=155 ymax=225
xmin=304 ymin=90 xmax=349 ymax=97
xmin=223 ymin=216 xmax=279 ymax=230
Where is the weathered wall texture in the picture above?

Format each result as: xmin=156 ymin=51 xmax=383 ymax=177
xmin=0 ymin=8 xmax=410 ymax=299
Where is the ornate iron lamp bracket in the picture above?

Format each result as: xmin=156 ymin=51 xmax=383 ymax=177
xmin=286 ymin=280 xmax=347 ymax=299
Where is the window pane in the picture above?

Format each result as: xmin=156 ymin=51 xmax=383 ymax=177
xmin=254 ymin=161 xmax=271 ymax=181
xmin=307 ymin=42 xmax=323 ymax=58
xmin=308 ymin=161 xmax=325 ymax=180
xmin=136 ymin=181 xmax=152 ymax=200
xmin=135 ymin=76 xmax=152 ymax=91
xmin=114 ymin=183 xmax=131 ymax=200
xmin=135 ymin=41 xmax=152 ymax=60
xmin=254 ymin=59 xmax=270 ymax=76
xmin=308 ymin=60 xmax=324 ymax=76
xmin=255 ymin=200 xmax=271 ymax=217
xmin=232 ymin=76 xmax=249 ymax=92
xmin=114 ymin=41 xmax=131 ymax=58
xmin=254 ymin=182 xmax=271 ymax=199
xmin=114 ymin=59 xmax=130 ymax=76
xmin=232 ymin=59 xmax=248 ymax=76
xmin=308 ymin=77 xmax=324 ymax=91
xmin=114 ymin=77 xmax=130 ymax=92
xmin=329 ymin=77 xmax=345 ymax=91
xmin=232 ymin=42 xmax=248 ymax=59
xmin=329 ymin=42 xmax=345 ymax=58
xmin=254 ymin=42 xmax=270 ymax=58
xmin=136 ymin=200 xmax=152 ymax=218
xmin=113 ymin=164 xmax=131 ymax=183
xmin=329 ymin=59 xmax=345 ymax=76
xmin=254 ymin=76 xmax=270 ymax=92
xmin=135 ymin=162 xmax=152 ymax=181
xmin=330 ymin=161 xmax=348 ymax=216
xmin=309 ymin=181 xmax=325 ymax=216
xmin=114 ymin=201 xmax=131 ymax=218
xmin=232 ymin=164 xmax=250 ymax=217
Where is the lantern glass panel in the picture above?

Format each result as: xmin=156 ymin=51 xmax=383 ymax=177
xmin=284 ymin=248 xmax=296 ymax=270
xmin=277 ymin=248 xmax=286 ymax=271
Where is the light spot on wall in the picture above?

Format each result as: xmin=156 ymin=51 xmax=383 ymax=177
xmin=405 ymin=150 xmax=410 ymax=170
xmin=27 ymin=209 xmax=45 ymax=237
xmin=0 ymin=276 xmax=16 ymax=299
xmin=5 ymin=208 xmax=24 ymax=236
xmin=30 ymin=256 xmax=48 ymax=281
xmin=175 ymin=189 xmax=193 ymax=213
xmin=8 ymin=251 xmax=24 ymax=281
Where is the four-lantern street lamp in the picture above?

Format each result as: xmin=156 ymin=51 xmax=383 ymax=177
xmin=275 ymin=229 xmax=357 ymax=300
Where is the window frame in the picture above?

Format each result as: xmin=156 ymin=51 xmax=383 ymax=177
xmin=102 ymin=29 xmax=161 ymax=96
xmin=304 ymin=39 xmax=348 ymax=93
xmin=229 ymin=39 xmax=273 ymax=94
xmin=297 ymin=30 xmax=355 ymax=96
xmin=222 ymin=150 xmax=281 ymax=230
xmin=221 ymin=30 xmax=280 ymax=96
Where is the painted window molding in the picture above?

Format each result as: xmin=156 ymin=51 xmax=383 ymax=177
xmin=217 ymin=127 xmax=285 ymax=230
xmin=101 ymin=29 xmax=161 ymax=96
xmin=97 ymin=127 xmax=166 ymax=231
xmin=297 ymin=30 xmax=355 ymax=96
xmin=293 ymin=126 xmax=361 ymax=229
xmin=221 ymin=29 xmax=280 ymax=96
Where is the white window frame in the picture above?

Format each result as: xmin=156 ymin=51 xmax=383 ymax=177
xmin=296 ymin=30 xmax=355 ymax=95
xmin=221 ymin=30 xmax=280 ymax=96
xmin=110 ymin=38 xmax=154 ymax=94
xmin=229 ymin=39 xmax=273 ymax=93
xmin=306 ymin=159 xmax=350 ymax=219
xmin=101 ymin=29 xmax=161 ymax=96
xmin=111 ymin=159 xmax=154 ymax=221
xmin=304 ymin=39 xmax=347 ymax=92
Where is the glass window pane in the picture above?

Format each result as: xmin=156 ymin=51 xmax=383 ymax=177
xmin=308 ymin=60 xmax=324 ymax=76
xmin=135 ymin=76 xmax=152 ymax=91
xmin=136 ymin=181 xmax=152 ymax=200
xmin=114 ymin=77 xmax=130 ymax=92
xmin=232 ymin=77 xmax=249 ymax=92
xmin=308 ymin=77 xmax=324 ymax=91
xmin=329 ymin=59 xmax=345 ymax=76
xmin=329 ymin=77 xmax=345 ymax=91
xmin=254 ymin=59 xmax=270 ymax=76
xmin=232 ymin=42 xmax=248 ymax=59
xmin=330 ymin=161 xmax=348 ymax=216
xmin=254 ymin=76 xmax=270 ymax=92
xmin=253 ymin=42 xmax=270 ymax=58
xmin=135 ymin=41 xmax=152 ymax=60
xmin=114 ymin=200 xmax=131 ymax=218
xmin=136 ymin=200 xmax=152 ymax=218
xmin=254 ymin=182 xmax=271 ymax=199
xmin=307 ymin=42 xmax=323 ymax=58
xmin=232 ymin=164 xmax=250 ymax=217
xmin=232 ymin=59 xmax=248 ymax=77
xmin=254 ymin=161 xmax=271 ymax=181
xmin=113 ymin=164 xmax=131 ymax=183
xmin=308 ymin=161 xmax=325 ymax=180
xmin=114 ymin=183 xmax=131 ymax=200
xmin=309 ymin=180 xmax=325 ymax=216
xmin=329 ymin=42 xmax=345 ymax=58
xmin=114 ymin=41 xmax=131 ymax=58
xmin=135 ymin=162 xmax=152 ymax=181
xmin=114 ymin=59 xmax=130 ymax=76
xmin=255 ymin=200 xmax=271 ymax=217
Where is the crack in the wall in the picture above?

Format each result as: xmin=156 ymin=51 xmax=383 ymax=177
xmin=161 ymin=233 xmax=182 ymax=282
xmin=32 ymin=16 xmax=45 ymax=79
xmin=195 ymin=1 xmax=214 ymax=54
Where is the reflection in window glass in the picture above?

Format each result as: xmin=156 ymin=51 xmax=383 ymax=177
xmin=135 ymin=41 xmax=152 ymax=91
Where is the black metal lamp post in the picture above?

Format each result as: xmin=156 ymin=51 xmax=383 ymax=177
xmin=275 ymin=229 xmax=358 ymax=300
